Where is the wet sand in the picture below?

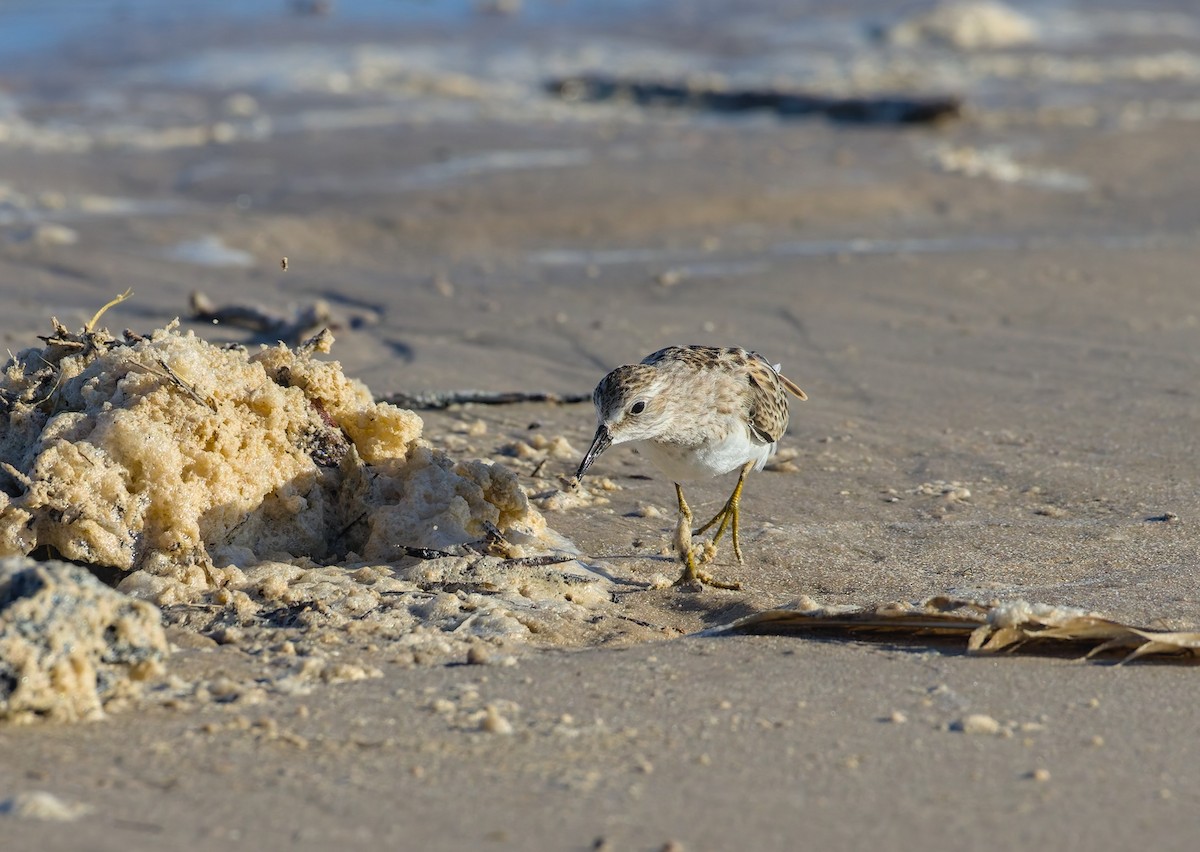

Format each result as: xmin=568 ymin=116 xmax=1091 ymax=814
xmin=2 ymin=1 xmax=1200 ymax=848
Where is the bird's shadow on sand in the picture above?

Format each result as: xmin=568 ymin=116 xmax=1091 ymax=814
xmin=596 ymin=551 xmax=768 ymax=627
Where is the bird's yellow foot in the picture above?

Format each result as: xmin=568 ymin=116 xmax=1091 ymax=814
xmin=673 ymin=547 xmax=742 ymax=591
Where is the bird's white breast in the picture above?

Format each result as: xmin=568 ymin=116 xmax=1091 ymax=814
xmin=635 ymin=426 xmax=775 ymax=484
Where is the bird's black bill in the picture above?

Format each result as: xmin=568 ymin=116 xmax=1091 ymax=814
xmin=574 ymin=425 xmax=612 ymax=481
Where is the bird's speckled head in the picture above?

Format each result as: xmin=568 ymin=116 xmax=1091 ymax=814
xmin=574 ymin=363 xmax=674 ymax=481
xmin=593 ymin=364 xmax=680 ymax=443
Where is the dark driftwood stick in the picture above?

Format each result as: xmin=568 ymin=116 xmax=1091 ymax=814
xmin=546 ymin=75 xmax=963 ymax=125
xmin=379 ymin=390 xmax=591 ymax=411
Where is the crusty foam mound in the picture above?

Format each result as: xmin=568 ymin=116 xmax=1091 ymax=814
xmin=0 ymin=322 xmax=550 ymax=603
xmin=0 ymin=557 xmax=168 ymax=723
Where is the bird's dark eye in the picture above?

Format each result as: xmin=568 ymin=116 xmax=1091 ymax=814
xmin=630 ymin=400 xmax=646 ymax=415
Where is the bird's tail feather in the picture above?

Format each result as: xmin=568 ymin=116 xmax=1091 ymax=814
xmin=779 ymin=373 xmax=808 ymax=401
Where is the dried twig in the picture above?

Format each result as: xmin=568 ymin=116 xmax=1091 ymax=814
xmin=152 ymin=355 xmax=215 ymax=411
xmin=1 ymin=461 xmax=33 ymax=492
xmin=498 ymin=554 xmax=575 ymax=568
xmin=37 ymin=317 xmax=86 ymax=350
xmin=85 ymin=289 xmax=134 ymax=333
xmin=333 ymin=511 xmax=369 ymax=541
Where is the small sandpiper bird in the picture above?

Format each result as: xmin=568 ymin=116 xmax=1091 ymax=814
xmin=574 ymin=345 xmax=807 ymax=589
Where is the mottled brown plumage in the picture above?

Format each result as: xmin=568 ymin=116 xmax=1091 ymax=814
xmin=575 ymin=345 xmax=807 ymax=589
xmin=642 ymin=345 xmax=800 ymax=444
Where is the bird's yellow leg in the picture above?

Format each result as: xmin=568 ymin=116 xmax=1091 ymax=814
xmin=692 ymin=502 xmax=723 ymax=536
xmin=673 ymin=484 xmax=701 ymax=581
xmin=729 ymin=494 xmax=743 ymax=565
xmin=674 ymin=483 xmax=694 ymax=556
xmin=693 ymin=462 xmax=752 ymax=564
xmin=674 ymin=482 xmax=743 ymax=590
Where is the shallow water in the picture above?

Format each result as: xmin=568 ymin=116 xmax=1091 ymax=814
xmin=0 ymin=0 xmax=1195 ymax=254
xmin=0 ymin=0 xmax=653 ymax=61
xmin=6 ymin=1 xmax=1200 ymax=115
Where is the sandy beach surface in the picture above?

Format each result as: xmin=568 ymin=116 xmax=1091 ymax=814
xmin=2 ymin=0 xmax=1200 ymax=848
